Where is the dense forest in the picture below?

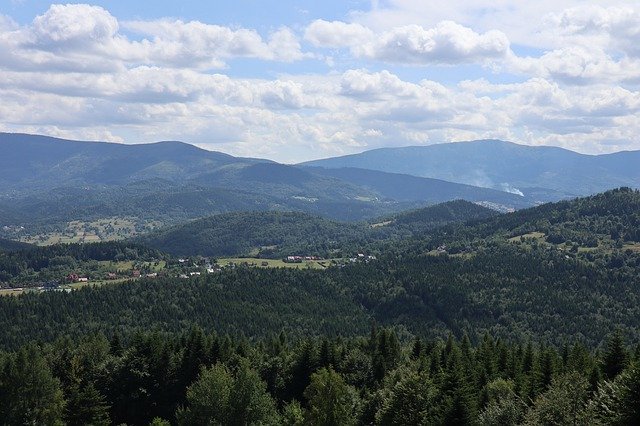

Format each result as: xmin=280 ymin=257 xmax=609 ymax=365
xmin=2 ymin=189 xmax=640 ymax=423
xmin=140 ymin=200 xmax=496 ymax=258
xmin=0 ymin=242 xmax=164 ymax=287
xmin=2 ymin=328 xmax=640 ymax=425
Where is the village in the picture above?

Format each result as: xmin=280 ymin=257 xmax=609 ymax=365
xmin=0 ymin=252 xmax=379 ymax=296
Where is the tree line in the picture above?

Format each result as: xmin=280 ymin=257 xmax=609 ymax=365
xmin=1 ymin=327 xmax=639 ymax=425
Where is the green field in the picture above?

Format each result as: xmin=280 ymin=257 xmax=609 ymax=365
xmin=19 ymin=217 xmax=162 ymax=246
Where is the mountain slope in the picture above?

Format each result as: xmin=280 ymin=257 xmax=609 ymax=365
xmin=304 ymin=166 xmax=529 ymax=207
xmin=140 ymin=200 xmax=498 ymax=258
xmin=0 ymin=133 xmax=535 ymax=227
xmin=139 ymin=211 xmax=370 ymax=257
xmin=302 ymin=139 xmax=640 ymax=199
xmin=0 ymin=133 xmax=257 ymax=191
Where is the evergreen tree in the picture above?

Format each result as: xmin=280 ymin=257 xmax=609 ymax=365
xmin=376 ymin=367 xmax=441 ymax=425
xmin=523 ymin=372 xmax=589 ymax=425
xmin=64 ymin=381 xmax=110 ymax=426
xmin=0 ymin=345 xmax=66 ymax=425
xmin=603 ymin=330 xmax=629 ymax=380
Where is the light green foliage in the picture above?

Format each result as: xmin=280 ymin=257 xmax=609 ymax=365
xmin=477 ymin=379 xmax=526 ymax=426
xmin=376 ymin=367 xmax=441 ymax=425
xmin=523 ymin=372 xmax=590 ymax=425
xmin=176 ymin=360 xmax=278 ymax=426
xmin=304 ymin=368 xmax=359 ymax=426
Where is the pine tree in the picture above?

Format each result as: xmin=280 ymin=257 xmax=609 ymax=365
xmin=0 ymin=345 xmax=66 ymax=425
xmin=603 ymin=329 xmax=629 ymax=380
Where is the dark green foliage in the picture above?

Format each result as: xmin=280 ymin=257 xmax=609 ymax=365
xmin=0 ymin=241 xmax=163 ymax=286
xmin=603 ymin=330 xmax=630 ymax=380
xmin=0 ymin=330 xmax=638 ymax=425
xmin=0 ymin=268 xmax=370 ymax=349
xmin=140 ymin=200 xmax=496 ymax=258
xmin=0 ymin=238 xmax=32 ymax=252
xmin=0 ymin=344 xmax=66 ymax=425
xmin=139 ymin=211 xmax=371 ymax=258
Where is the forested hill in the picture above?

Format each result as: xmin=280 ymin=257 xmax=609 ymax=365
xmin=2 ymin=190 xmax=640 ymax=349
xmin=380 ymin=199 xmax=498 ymax=234
xmin=0 ymin=238 xmax=32 ymax=252
xmin=139 ymin=211 xmax=371 ymax=257
xmin=425 ymin=187 xmax=640 ymax=249
xmin=139 ymin=201 xmax=497 ymax=258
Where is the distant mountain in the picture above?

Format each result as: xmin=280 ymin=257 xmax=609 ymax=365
xmin=302 ymin=139 xmax=640 ymax=200
xmin=0 ymin=133 xmax=258 ymax=192
xmin=304 ymin=166 xmax=529 ymax=207
xmin=0 ymin=134 xmax=532 ymax=227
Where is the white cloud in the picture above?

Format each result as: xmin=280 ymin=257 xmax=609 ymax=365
xmin=304 ymin=20 xmax=374 ymax=47
xmin=356 ymin=21 xmax=510 ymax=64
xmin=0 ymin=4 xmax=307 ymax=74
xmin=548 ymin=5 xmax=640 ymax=56
xmin=304 ymin=19 xmax=510 ymax=65
xmin=1 ymin=3 xmax=640 ymax=162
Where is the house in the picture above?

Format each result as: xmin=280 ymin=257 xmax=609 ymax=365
xmin=146 ymin=273 xmax=158 ymax=278
xmin=261 ymin=261 xmax=269 ymax=267
xmin=77 ymin=277 xmax=89 ymax=282
xmin=107 ymin=273 xmax=117 ymax=280
xmin=66 ymin=273 xmax=79 ymax=282
xmin=189 ymin=272 xmax=201 ymax=276
xmin=132 ymin=270 xmax=141 ymax=278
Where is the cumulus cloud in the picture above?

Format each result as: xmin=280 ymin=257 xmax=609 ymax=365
xmin=0 ymin=3 xmax=307 ymax=74
xmin=356 ymin=21 xmax=510 ymax=64
xmin=548 ymin=5 xmax=640 ymax=56
xmin=304 ymin=19 xmax=510 ymax=65
xmin=1 ymin=3 xmax=640 ymax=161
xmin=304 ymin=20 xmax=374 ymax=47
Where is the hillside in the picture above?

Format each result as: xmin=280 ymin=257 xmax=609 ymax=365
xmin=139 ymin=211 xmax=370 ymax=258
xmin=427 ymin=187 xmax=640 ymax=250
xmin=0 ymin=238 xmax=32 ymax=252
xmin=302 ymin=139 xmax=640 ymax=200
xmin=2 ymin=188 xmax=640 ymax=347
xmin=140 ymin=201 xmax=497 ymax=258
xmin=303 ymin=166 xmax=530 ymax=207
xmin=0 ymin=133 xmax=533 ymax=231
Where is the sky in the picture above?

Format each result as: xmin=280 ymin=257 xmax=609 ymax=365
xmin=1 ymin=1 xmax=640 ymax=162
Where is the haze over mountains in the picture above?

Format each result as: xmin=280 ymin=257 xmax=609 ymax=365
xmin=0 ymin=133 xmax=524 ymax=227
xmin=1 ymin=133 xmax=639 ymax=229
xmin=303 ymin=139 xmax=640 ymax=199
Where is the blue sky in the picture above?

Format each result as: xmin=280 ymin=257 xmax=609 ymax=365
xmin=1 ymin=1 xmax=639 ymax=162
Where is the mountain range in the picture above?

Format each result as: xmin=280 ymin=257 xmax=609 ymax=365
xmin=0 ymin=133 xmax=525 ymax=227
xmin=2 ymin=133 xmax=639 ymax=229
xmin=302 ymin=139 xmax=640 ymax=199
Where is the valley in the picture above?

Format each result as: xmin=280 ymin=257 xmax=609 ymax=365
xmin=1 ymin=133 xmax=640 ymax=425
